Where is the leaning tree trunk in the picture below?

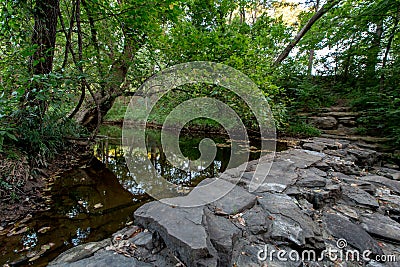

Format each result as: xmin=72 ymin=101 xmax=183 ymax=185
xmin=74 ymin=38 xmax=140 ymax=132
xmin=72 ymin=0 xmax=144 ymax=133
xmin=274 ymin=0 xmax=341 ymax=66
xmin=74 ymin=92 xmax=118 ymax=131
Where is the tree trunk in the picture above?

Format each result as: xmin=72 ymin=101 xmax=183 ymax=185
xmin=307 ymin=0 xmax=320 ymax=76
xmin=25 ymin=0 xmax=59 ymax=116
xmin=308 ymin=49 xmax=315 ymax=76
xmin=74 ymin=93 xmax=117 ymax=131
xmin=72 ymin=0 xmax=145 ymax=132
xmin=366 ymin=19 xmax=384 ymax=78
xmin=31 ymin=0 xmax=60 ymax=75
xmin=240 ymin=4 xmax=245 ymax=24
xmin=380 ymin=7 xmax=400 ymax=89
xmin=74 ymin=36 xmax=143 ymax=132
xmin=274 ymin=0 xmax=341 ymax=66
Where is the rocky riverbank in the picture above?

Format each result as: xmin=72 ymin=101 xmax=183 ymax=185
xmin=50 ymin=137 xmax=400 ymax=267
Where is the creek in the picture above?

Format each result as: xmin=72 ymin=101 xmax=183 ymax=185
xmin=0 ymin=125 xmax=287 ymax=266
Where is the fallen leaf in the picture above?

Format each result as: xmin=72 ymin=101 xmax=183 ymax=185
xmin=214 ymin=207 xmax=228 ymax=216
xmin=26 ymin=251 xmax=37 ymax=258
xmin=8 ymin=226 xmax=29 ymax=236
xmin=94 ymin=203 xmax=103 ymax=209
xmin=38 ymin=226 xmax=51 ymax=234
xmin=377 ymin=242 xmax=385 ymax=248
xmin=20 ymin=214 xmax=33 ymax=224
xmin=129 ymin=228 xmax=142 ymax=239
xmin=28 ymin=248 xmax=46 ymax=262
xmin=41 ymin=244 xmax=51 ymax=250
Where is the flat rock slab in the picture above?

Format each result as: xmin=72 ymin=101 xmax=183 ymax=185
xmin=241 ymin=149 xmax=325 ymax=193
xmin=360 ymin=213 xmax=400 ymax=243
xmin=332 ymin=204 xmax=359 ymax=220
xmin=49 ymin=239 xmax=110 ymax=265
xmin=378 ymin=194 xmax=400 ymax=214
xmin=323 ymin=212 xmax=383 ymax=256
xmin=360 ymin=175 xmax=400 ymax=195
xmin=333 ymin=173 xmax=376 ymax=193
xmin=348 ymin=148 xmax=378 ymax=166
xmin=375 ymin=167 xmax=400 ymax=180
xmin=233 ymin=149 xmax=324 ymax=193
xmin=245 ymin=160 xmax=298 ymax=193
xmin=302 ymin=142 xmax=325 ymax=152
xmin=134 ymin=178 xmax=256 ymax=266
xmin=296 ymin=168 xmax=327 ymax=188
xmin=302 ymin=137 xmax=350 ymax=151
xmin=341 ymin=185 xmax=379 ymax=209
xmin=309 ymin=116 xmax=337 ymax=130
xmin=49 ymin=250 xmax=152 ymax=267
xmin=323 ymin=156 xmax=359 ymax=175
xmin=258 ymin=193 xmax=321 ymax=247
xmin=278 ymin=149 xmax=326 ymax=169
xmin=134 ymin=201 xmax=212 ymax=267
xmin=203 ymin=179 xmax=257 ymax=215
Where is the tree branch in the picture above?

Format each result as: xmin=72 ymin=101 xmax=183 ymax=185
xmin=274 ymin=0 xmax=341 ymax=66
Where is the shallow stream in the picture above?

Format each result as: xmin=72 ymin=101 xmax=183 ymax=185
xmin=0 ymin=125 xmax=286 ymax=266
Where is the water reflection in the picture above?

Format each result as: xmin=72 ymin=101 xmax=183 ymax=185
xmin=95 ymin=127 xmax=262 ymax=196
xmin=0 ymin=159 xmax=146 ymax=267
xmin=0 ymin=125 xmax=280 ymax=266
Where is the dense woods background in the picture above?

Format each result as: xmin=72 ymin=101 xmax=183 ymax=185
xmin=1 ymin=0 xmax=399 ymax=166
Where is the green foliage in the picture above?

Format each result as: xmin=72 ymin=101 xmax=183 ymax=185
xmin=1 ymin=0 xmax=400 ymax=164
xmin=288 ymin=79 xmax=337 ymax=111
xmin=350 ymin=87 xmax=400 ymax=146
xmin=0 ymin=178 xmax=12 ymax=191
xmin=354 ymin=127 xmax=367 ymax=135
xmin=15 ymin=111 xmax=85 ymax=166
xmin=0 ymin=69 xmax=86 ymax=164
xmin=104 ymin=97 xmax=130 ymax=122
xmin=0 ymin=127 xmax=17 ymax=153
xmin=284 ymin=121 xmax=321 ymax=138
